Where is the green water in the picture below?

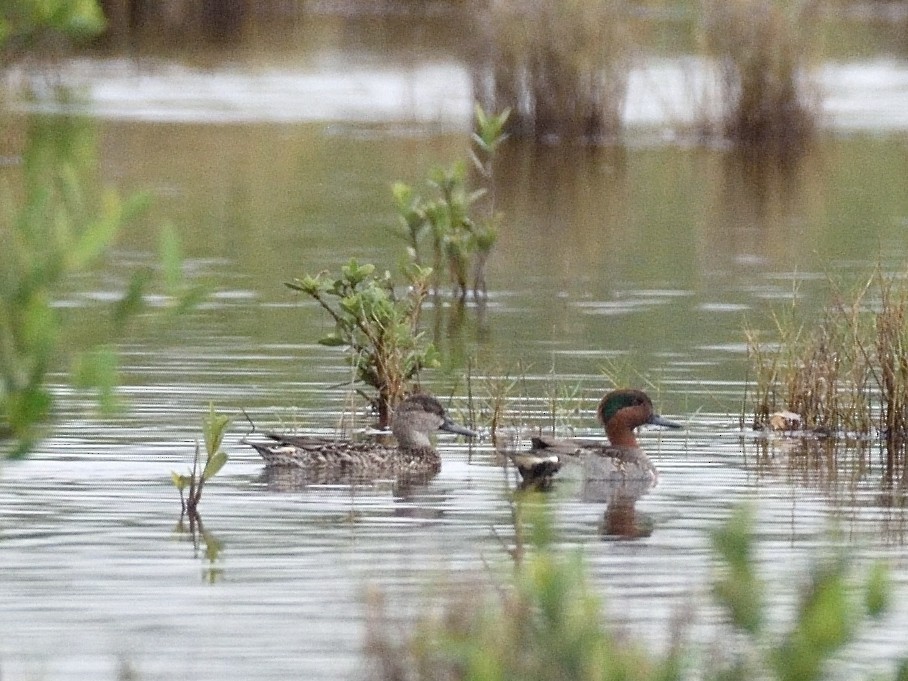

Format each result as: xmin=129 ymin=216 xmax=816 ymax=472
xmin=85 ymin=119 xmax=908 ymax=417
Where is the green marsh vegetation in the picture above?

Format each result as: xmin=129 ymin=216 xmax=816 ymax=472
xmin=0 ymin=0 xmax=105 ymax=60
xmin=0 ymin=115 xmax=202 ymax=457
xmin=366 ymin=501 xmax=904 ymax=681
xmin=392 ymin=106 xmax=509 ymax=301
xmin=171 ymin=405 xmax=229 ymax=578
xmin=287 ymin=259 xmax=438 ymax=430
xmin=171 ymin=404 xmax=230 ymax=521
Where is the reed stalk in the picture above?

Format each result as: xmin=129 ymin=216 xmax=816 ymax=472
xmin=700 ymin=0 xmax=819 ymax=153
xmin=472 ymin=0 xmax=631 ymax=142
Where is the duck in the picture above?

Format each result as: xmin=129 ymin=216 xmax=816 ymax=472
xmin=511 ymin=388 xmax=682 ymax=488
xmin=247 ymin=393 xmax=476 ymax=481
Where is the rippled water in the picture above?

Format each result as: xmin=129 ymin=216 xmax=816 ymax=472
xmin=3 ymin=14 xmax=908 ymax=681
xmin=5 ymin=398 xmax=908 ymax=679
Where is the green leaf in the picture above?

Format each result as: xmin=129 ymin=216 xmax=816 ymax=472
xmin=20 ymin=291 xmax=58 ymax=355
xmin=473 ymin=105 xmax=511 ymax=152
xmin=202 ymin=450 xmax=228 ymax=481
xmin=159 ymin=223 xmax=184 ymax=292
xmin=202 ymin=403 xmax=230 ymax=456
xmin=71 ymin=346 xmax=120 ymax=413
xmin=865 ymin=561 xmax=890 ymax=618
xmin=67 ymin=192 xmax=122 ymax=269
xmin=318 ymin=335 xmax=348 ymax=347
xmin=391 ymin=181 xmax=413 ymax=206
xmin=342 ymin=259 xmax=375 ymax=286
xmin=170 ymin=471 xmax=188 ymax=491
xmin=286 ymin=274 xmax=325 ymax=296
xmin=119 ymin=189 xmax=152 ymax=222
xmin=711 ymin=505 xmax=764 ymax=634
xmin=52 ymin=0 xmax=107 ymax=38
xmin=113 ymin=268 xmax=152 ymax=329
xmin=169 ymin=285 xmax=207 ymax=317
xmin=6 ymin=385 xmax=53 ymax=442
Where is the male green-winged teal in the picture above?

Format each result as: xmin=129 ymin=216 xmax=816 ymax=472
xmin=512 ymin=388 xmax=682 ymax=488
xmin=248 ymin=393 xmax=476 ymax=480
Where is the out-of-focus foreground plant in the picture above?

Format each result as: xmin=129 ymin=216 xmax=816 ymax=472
xmin=367 ymin=501 xmax=906 ymax=681
xmin=1 ymin=115 xmax=202 ymax=456
xmin=0 ymin=0 xmax=105 ymax=59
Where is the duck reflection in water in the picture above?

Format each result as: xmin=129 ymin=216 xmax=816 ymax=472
xmin=247 ymin=393 xmax=476 ymax=490
xmin=509 ymin=389 xmax=681 ymax=538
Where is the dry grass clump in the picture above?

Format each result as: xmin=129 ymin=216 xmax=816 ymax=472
xmin=746 ymin=269 xmax=908 ymax=440
xmin=471 ymin=0 xmax=632 ymax=142
xmin=875 ymin=274 xmax=908 ymax=439
xmin=700 ymin=0 xmax=819 ymax=153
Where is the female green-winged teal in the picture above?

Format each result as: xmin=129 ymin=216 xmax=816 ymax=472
xmin=248 ymin=393 xmax=476 ymax=480
xmin=512 ymin=388 xmax=682 ymax=487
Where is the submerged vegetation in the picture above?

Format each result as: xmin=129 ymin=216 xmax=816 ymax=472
xmin=745 ymin=268 xmax=908 ymax=440
xmin=367 ymin=502 xmax=903 ymax=681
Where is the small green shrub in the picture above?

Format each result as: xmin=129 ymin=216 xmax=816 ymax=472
xmin=171 ymin=404 xmax=230 ymax=519
xmin=392 ymin=106 xmax=508 ymax=300
xmin=287 ymin=259 xmax=439 ymax=429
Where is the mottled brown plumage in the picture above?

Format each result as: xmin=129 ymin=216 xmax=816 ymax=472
xmin=248 ymin=394 xmax=475 ymax=481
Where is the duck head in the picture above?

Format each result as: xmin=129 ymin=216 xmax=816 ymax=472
xmin=597 ymin=389 xmax=682 ymax=448
xmin=391 ymin=394 xmax=477 ymax=449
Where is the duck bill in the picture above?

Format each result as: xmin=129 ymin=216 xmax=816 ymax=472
xmin=647 ymin=414 xmax=682 ymax=429
xmin=440 ymin=418 xmax=477 ymax=438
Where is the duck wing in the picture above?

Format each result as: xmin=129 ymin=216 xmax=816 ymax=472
xmin=263 ymin=432 xmax=342 ymax=450
xmin=530 ymin=435 xmax=602 ymax=457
